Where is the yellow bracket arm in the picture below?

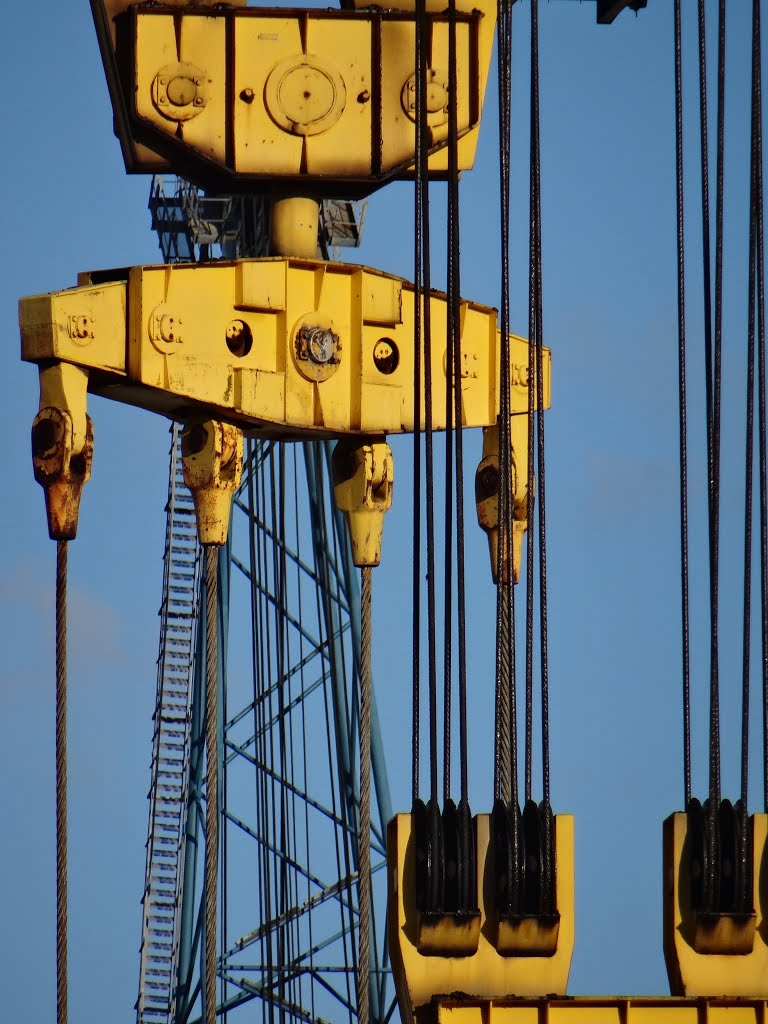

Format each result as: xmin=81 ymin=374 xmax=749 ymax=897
xmin=31 ymin=363 xmax=93 ymax=540
xmin=19 ymin=258 xmax=550 ymax=440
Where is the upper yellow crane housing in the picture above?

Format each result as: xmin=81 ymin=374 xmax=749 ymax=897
xmin=92 ymin=0 xmax=497 ymax=193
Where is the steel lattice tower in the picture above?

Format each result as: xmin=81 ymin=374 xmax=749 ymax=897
xmin=137 ymin=179 xmax=392 ymax=1024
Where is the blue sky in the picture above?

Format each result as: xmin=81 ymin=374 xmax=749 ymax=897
xmin=1 ymin=1 xmax=765 ymax=1020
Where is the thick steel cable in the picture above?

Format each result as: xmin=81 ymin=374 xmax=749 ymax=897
xmin=742 ymin=0 xmax=761 ymax=811
xmin=708 ymin=0 xmax=726 ymax=810
xmin=447 ymin=0 xmax=469 ymax=803
xmin=494 ymin=0 xmax=517 ymax=810
xmin=415 ymin=0 xmax=439 ymax=806
xmin=204 ymin=545 xmax=219 ymax=1024
xmin=753 ymin=0 xmax=768 ymax=813
xmin=56 ymin=540 xmax=68 ymax=1024
xmin=674 ymin=0 xmax=692 ymax=809
xmin=696 ymin=0 xmax=718 ymax=816
xmin=530 ymin=0 xmax=553 ymax=889
xmin=524 ymin=0 xmax=538 ymax=805
xmin=442 ymin=220 xmax=454 ymax=802
xmin=411 ymin=0 xmax=424 ymax=806
xmin=358 ymin=566 xmax=372 ymax=1024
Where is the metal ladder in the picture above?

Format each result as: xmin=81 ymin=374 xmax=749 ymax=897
xmin=136 ymin=424 xmax=201 ymax=1024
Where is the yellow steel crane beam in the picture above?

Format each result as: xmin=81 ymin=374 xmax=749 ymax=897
xmin=20 ymin=258 xmax=548 ymax=438
xmin=89 ymin=0 xmax=496 ymax=193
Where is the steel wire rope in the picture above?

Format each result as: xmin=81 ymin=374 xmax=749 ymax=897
xmin=709 ymin=0 xmax=726 ymax=813
xmin=411 ymin=0 xmax=424 ymax=806
xmin=447 ymin=0 xmax=469 ymax=803
xmin=323 ymin=445 xmax=359 ymax=1012
xmin=524 ymin=1 xmax=537 ymax=805
xmin=529 ymin=0 xmax=553 ymax=896
xmin=56 ymin=540 xmax=68 ymax=1024
xmin=494 ymin=0 xmax=518 ymax=817
xmin=414 ymin=0 xmax=439 ymax=807
xmin=269 ymin=447 xmax=292 ymax=1012
xmin=308 ymin=444 xmax=358 ymax=1013
xmin=204 ymin=544 xmax=219 ymax=1024
xmin=695 ymin=0 xmax=721 ymax=903
xmin=257 ymin=446 xmax=277 ymax=1016
xmin=293 ymin=449 xmax=317 ymax=1022
xmin=755 ymin=0 xmax=768 ymax=815
xmin=280 ymin=446 xmax=301 ymax=1016
xmin=742 ymin=0 xmax=763 ymax=814
xmin=674 ymin=0 xmax=692 ymax=809
xmin=358 ymin=566 xmax=373 ymax=1024
xmin=221 ymin=542 xmax=229 ymax=1024
xmin=246 ymin=441 xmax=271 ymax=1024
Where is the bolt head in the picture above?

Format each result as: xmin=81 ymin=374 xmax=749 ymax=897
xmin=307 ymin=328 xmax=335 ymax=364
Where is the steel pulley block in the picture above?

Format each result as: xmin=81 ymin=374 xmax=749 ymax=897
xmin=663 ymin=810 xmax=768 ymax=996
xmin=412 ymin=797 xmax=480 ymax=956
xmin=490 ymin=799 xmax=560 ymax=956
xmin=94 ymin=0 xmax=496 ymax=194
xmin=19 ymin=257 xmax=550 ymax=441
xmin=388 ymin=811 xmax=574 ymax=1024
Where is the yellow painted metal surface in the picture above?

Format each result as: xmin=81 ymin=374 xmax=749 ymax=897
xmin=181 ymin=421 xmax=243 ymax=546
xmin=429 ymin=999 xmax=768 ymax=1024
xmin=387 ymin=813 xmax=574 ymax=1024
xmin=19 ymin=258 xmax=550 ymax=440
xmin=332 ymin=439 xmax=393 ymax=568
xmin=663 ymin=812 xmax=768 ymax=997
xmin=475 ymin=418 xmax=531 ymax=585
xmin=110 ymin=3 xmax=492 ymax=190
xmin=30 ymin=363 xmax=93 ymax=540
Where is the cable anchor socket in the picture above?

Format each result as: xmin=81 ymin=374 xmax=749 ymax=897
xmin=31 ymin=363 xmax=93 ymax=541
xmin=332 ymin=438 xmax=393 ymax=568
xmin=181 ymin=420 xmax=243 ymax=546
xmin=475 ymin=419 xmax=529 ymax=584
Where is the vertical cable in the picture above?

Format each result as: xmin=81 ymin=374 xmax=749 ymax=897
xmin=708 ymin=0 xmax=726 ymax=809
xmin=525 ymin=0 xmax=538 ymax=805
xmin=447 ymin=0 xmax=469 ymax=803
xmin=674 ymin=0 xmax=692 ymax=809
xmin=742 ymin=0 xmax=761 ymax=811
xmin=411 ymin=0 xmax=424 ymax=807
xmin=753 ymin=0 xmax=768 ymax=813
xmin=417 ymin=0 xmax=439 ymax=807
xmin=358 ymin=566 xmax=372 ymax=1024
xmin=530 ymin=0 xmax=553 ymax=890
xmin=494 ymin=0 xmax=517 ymax=810
xmin=56 ymin=540 xmax=68 ymax=1024
xmin=204 ymin=545 xmax=219 ymax=1024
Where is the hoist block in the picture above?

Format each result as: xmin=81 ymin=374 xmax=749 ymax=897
xmin=19 ymin=258 xmax=550 ymax=440
xmin=96 ymin=0 xmax=496 ymax=194
xmin=388 ymin=812 xmax=574 ymax=1024
xmin=663 ymin=812 xmax=768 ymax=997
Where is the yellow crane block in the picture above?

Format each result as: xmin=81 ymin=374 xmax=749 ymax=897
xmin=98 ymin=1 xmax=494 ymax=191
xmin=388 ymin=813 xmax=574 ymax=1024
xmin=19 ymin=258 xmax=550 ymax=440
xmin=663 ymin=813 xmax=768 ymax=997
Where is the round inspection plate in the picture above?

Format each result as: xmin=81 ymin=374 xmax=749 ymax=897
xmin=265 ymin=55 xmax=346 ymax=137
xmin=152 ymin=62 xmax=209 ymax=122
xmin=401 ymin=69 xmax=449 ymax=127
